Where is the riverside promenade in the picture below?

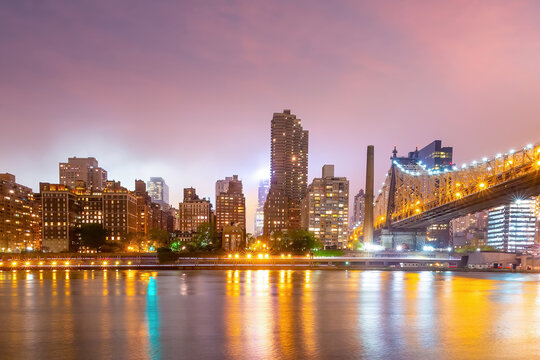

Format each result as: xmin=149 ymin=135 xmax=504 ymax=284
xmin=0 ymin=252 xmax=463 ymax=270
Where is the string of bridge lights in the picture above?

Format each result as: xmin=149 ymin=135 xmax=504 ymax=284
xmin=377 ymin=142 xmax=539 ymax=195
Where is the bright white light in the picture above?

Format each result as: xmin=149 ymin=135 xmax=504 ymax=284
xmin=253 ymin=166 xmax=270 ymax=181
xmin=482 ymin=157 xmax=488 ymax=162
xmin=509 ymin=149 xmax=515 ymax=154
xmin=364 ymin=243 xmax=385 ymax=252
xmin=447 ymin=247 xmax=452 ymax=252
xmin=461 ymin=164 xmax=467 ymax=169
xmin=396 ymin=245 xmax=403 ymax=251
xmin=423 ymin=245 xmax=435 ymax=252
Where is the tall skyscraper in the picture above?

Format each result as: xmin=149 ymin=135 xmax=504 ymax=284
xmin=0 ymin=173 xmax=41 ymax=251
xmin=147 ymin=177 xmax=170 ymax=208
xmin=351 ymin=189 xmax=365 ymax=229
xmin=264 ymin=109 xmax=309 ymax=237
xmin=487 ymin=198 xmax=538 ymax=253
xmin=59 ymin=157 xmax=107 ymax=190
xmin=254 ymin=178 xmax=270 ymax=236
xmin=301 ymin=165 xmax=349 ymax=249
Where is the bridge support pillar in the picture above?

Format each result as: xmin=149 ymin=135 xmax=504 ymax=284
xmin=377 ymin=229 xmax=426 ymax=251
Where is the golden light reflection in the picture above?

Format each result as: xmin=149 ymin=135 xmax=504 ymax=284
xmin=126 ymin=270 xmax=136 ymax=296
xmin=1 ymin=269 xmax=539 ymax=359
xmin=103 ymin=270 xmax=109 ymax=296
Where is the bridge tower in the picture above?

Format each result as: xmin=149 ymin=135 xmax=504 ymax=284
xmin=376 ymin=161 xmax=426 ymax=250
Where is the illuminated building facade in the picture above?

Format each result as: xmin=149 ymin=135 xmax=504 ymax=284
xmin=487 ymin=198 xmax=538 ymax=253
xmin=102 ymin=181 xmax=138 ymax=242
xmin=179 ymin=188 xmax=212 ymax=233
xmin=215 ymin=176 xmax=233 ymax=200
xmin=254 ymin=178 xmax=269 ymax=236
xmin=59 ymin=157 xmax=107 ymax=190
xmin=0 ymin=173 xmax=41 ymax=251
xmin=147 ymin=177 xmax=169 ymax=209
xmin=451 ymin=211 xmax=489 ymax=247
xmin=135 ymin=180 xmax=152 ymax=234
xmin=40 ymin=183 xmax=80 ymax=252
xmin=426 ymin=223 xmax=450 ymax=249
xmin=264 ymin=109 xmax=309 ymax=237
xmin=222 ymin=223 xmax=244 ymax=251
xmin=74 ymin=180 xmax=138 ymax=243
xmin=216 ymin=175 xmax=246 ymax=234
xmin=351 ymin=189 xmax=365 ymax=229
xmin=392 ymin=140 xmax=453 ymax=171
xmin=301 ymin=165 xmax=349 ymax=249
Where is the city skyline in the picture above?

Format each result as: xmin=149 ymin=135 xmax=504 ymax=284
xmin=2 ymin=1 xmax=540 ymax=234
xmin=3 ymin=2 xmax=540 ymax=359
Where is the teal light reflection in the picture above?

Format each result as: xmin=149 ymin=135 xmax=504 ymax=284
xmin=146 ymin=277 xmax=162 ymax=360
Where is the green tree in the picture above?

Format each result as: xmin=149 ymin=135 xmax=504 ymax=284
xmin=126 ymin=232 xmax=146 ymax=252
xmin=270 ymin=229 xmax=321 ymax=253
xmin=191 ymin=223 xmax=218 ymax=250
xmin=149 ymin=228 xmax=170 ymax=248
xmin=269 ymin=231 xmax=286 ymax=251
xmin=80 ymin=223 xmax=107 ymax=250
xmin=286 ymin=229 xmax=322 ymax=252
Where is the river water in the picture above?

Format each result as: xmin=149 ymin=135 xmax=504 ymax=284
xmin=0 ymin=270 xmax=539 ymax=359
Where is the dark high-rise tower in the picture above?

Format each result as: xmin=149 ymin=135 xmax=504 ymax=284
xmin=264 ymin=109 xmax=309 ymax=237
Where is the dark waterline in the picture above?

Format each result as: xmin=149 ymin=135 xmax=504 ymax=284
xmin=1 ymin=270 xmax=539 ymax=360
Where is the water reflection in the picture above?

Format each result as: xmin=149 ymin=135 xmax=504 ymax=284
xmin=146 ymin=276 xmax=162 ymax=360
xmin=0 ymin=270 xmax=540 ymax=359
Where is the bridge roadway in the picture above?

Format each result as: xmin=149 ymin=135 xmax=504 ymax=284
xmin=390 ymin=169 xmax=540 ymax=229
xmin=0 ymin=254 xmax=461 ymax=270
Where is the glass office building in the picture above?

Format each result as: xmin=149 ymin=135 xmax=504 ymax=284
xmin=487 ymin=198 xmax=537 ymax=253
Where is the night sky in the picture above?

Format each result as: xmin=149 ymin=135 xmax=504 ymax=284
xmin=2 ymin=1 xmax=540 ymax=232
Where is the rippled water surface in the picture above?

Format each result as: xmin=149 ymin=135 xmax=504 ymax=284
xmin=1 ymin=270 xmax=540 ymax=359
